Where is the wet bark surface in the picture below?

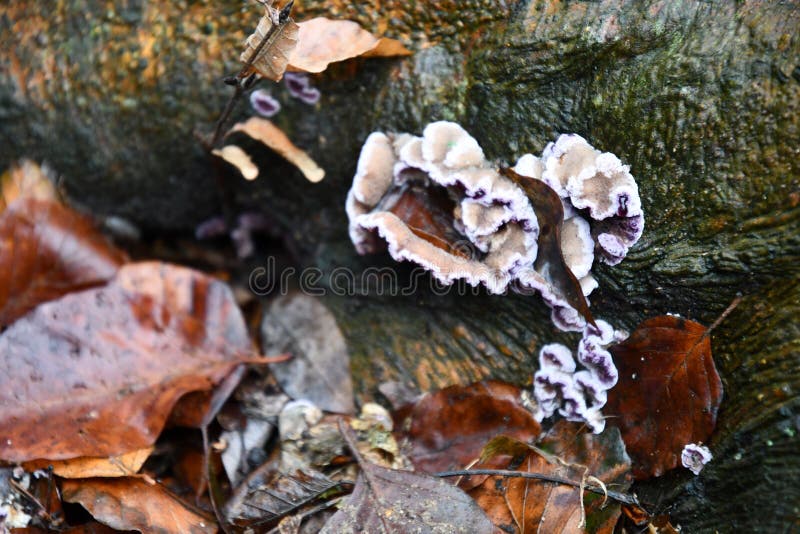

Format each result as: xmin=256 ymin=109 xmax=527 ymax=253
xmin=2 ymin=0 xmax=799 ymax=531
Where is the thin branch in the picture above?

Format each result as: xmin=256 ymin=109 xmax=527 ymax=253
xmin=434 ymin=468 xmax=641 ymax=507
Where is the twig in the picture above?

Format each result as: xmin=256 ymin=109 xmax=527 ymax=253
xmin=206 ymin=1 xmax=295 ymax=149
xmin=434 ymin=468 xmax=640 ymax=506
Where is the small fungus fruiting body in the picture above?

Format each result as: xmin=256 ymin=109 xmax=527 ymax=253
xmin=681 ymin=443 xmax=713 ymax=475
xmin=250 ymin=89 xmax=281 ymax=117
xmin=531 ymin=320 xmax=626 ymax=433
xmin=345 ymin=121 xmax=644 ymax=332
xmin=284 ymin=72 xmax=321 ymax=105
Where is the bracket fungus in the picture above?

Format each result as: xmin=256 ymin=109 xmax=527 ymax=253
xmin=345 ymin=121 xmax=644 ymax=332
xmin=681 ymin=443 xmax=713 ymax=475
xmin=531 ymin=320 xmax=627 ymax=433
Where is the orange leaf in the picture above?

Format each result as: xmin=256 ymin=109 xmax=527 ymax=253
xmin=289 ymin=18 xmax=410 ymax=73
xmin=23 ymin=447 xmax=153 ymax=478
xmin=0 ymin=262 xmax=254 ymax=462
xmin=606 ymin=315 xmax=723 ymax=479
xmin=62 ymin=477 xmax=216 ymax=534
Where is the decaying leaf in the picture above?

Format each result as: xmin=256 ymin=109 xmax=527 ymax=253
xmin=468 ymin=422 xmax=632 ymax=533
xmin=288 ymin=18 xmax=411 ymax=73
xmin=0 ymin=262 xmax=255 ymax=462
xmin=500 ymin=167 xmax=596 ymax=328
xmin=228 ymin=117 xmax=325 ymax=183
xmin=241 ymin=4 xmax=299 ymax=81
xmin=0 ymin=159 xmax=57 ymax=209
xmin=321 ymin=421 xmax=494 ymax=533
xmin=212 ymin=145 xmax=259 ymax=180
xmin=62 ymin=477 xmax=216 ymax=534
xmin=382 ymin=182 xmax=471 ymax=259
xmin=260 ymin=293 xmax=355 ymax=414
xmin=396 ymin=381 xmax=541 ymax=476
xmin=606 ymin=315 xmax=723 ymax=479
xmin=22 ymin=447 xmax=153 ymax=478
xmin=0 ymin=198 xmax=126 ymax=327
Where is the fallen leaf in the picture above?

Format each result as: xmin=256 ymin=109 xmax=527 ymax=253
xmin=1 ymin=159 xmax=57 ymax=209
xmin=62 ymin=477 xmax=216 ymax=534
xmin=396 ymin=381 xmax=541 ymax=476
xmin=468 ymin=422 xmax=632 ymax=533
xmin=500 ymin=167 xmax=596 ymax=328
xmin=11 ymin=523 xmax=133 ymax=533
xmin=288 ymin=18 xmax=411 ymax=73
xmin=321 ymin=421 xmax=494 ymax=533
xmin=261 ymin=293 xmax=354 ymax=414
xmin=22 ymin=447 xmax=153 ymax=478
xmin=0 ymin=198 xmax=126 ymax=327
xmin=228 ymin=117 xmax=324 ymax=183
xmin=606 ymin=315 xmax=723 ymax=479
xmin=212 ymin=145 xmax=259 ymax=180
xmin=383 ymin=182 xmax=471 ymax=259
xmin=0 ymin=262 xmax=254 ymax=462
xmin=241 ymin=4 xmax=299 ymax=81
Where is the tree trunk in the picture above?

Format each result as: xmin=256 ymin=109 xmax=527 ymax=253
xmin=2 ymin=0 xmax=799 ymax=531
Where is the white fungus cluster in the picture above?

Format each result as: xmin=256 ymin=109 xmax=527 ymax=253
xmin=346 ymin=121 xmax=644 ymax=331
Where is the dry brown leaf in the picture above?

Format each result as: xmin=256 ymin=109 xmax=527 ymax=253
xmin=241 ymin=5 xmax=299 ymax=81
xmin=1 ymin=159 xmax=57 ymax=210
xmin=228 ymin=117 xmax=325 ymax=182
xmin=0 ymin=262 xmax=255 ymax=462
xmin=22 ymin=448 xmax=153 ymax=478
xmin=289 ymin=18 xmax=411 ymax=73
xmin=0 ymin=197 xmax=127 ymax=327
xmin=212 ymin=145 xmax=259 ymax=180
xmin=62 ymin=477 xmax=217 ymax=534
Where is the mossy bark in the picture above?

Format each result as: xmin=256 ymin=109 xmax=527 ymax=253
xmin=2 ymin=0 xmax=799 ymax=531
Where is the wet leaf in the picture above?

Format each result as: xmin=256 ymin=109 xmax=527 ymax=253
xmin=396 ymin=381 xmax=541 ymax=476
xmin=321 ymin=421 xmax=494 ymax=533
xmin=500 ymin=167 xmax=596 ymax=327
xmin=23 ymin=447 xmax=153 ymax=478
xmin=606 ymin=315 xmax=723 ymax=479
xmin=0 ymin=262 xmax=255 ymax=462
xmin=289 ymin=18 xmax=411 ymax=73
xmin=62 ymin=477 xmax=216 ymax=534
xmin=241 ymin=4 xmax=299 ymax=81
xmin=0 ymin=198 xmax=126 ymax=327
xmin=261 ymin=293 xmax=355 ymax=414
xmin=212 ymin=145 xmax=259 ymax=180
xmin=468 ymin=422 xmax=632 ymax=533
xmin=228 ymin=117 xmax=325 ymax=183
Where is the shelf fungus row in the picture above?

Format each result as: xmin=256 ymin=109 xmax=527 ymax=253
xmin=345 ymin=121 xmax=644 ymax=331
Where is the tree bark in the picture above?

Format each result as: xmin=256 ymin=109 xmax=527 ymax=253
xmin=2 ymin=0 xmax=799 ymax=531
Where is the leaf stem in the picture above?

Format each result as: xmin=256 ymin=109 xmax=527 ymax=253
xmin=434 ymin=468 xmax=641 ymax=506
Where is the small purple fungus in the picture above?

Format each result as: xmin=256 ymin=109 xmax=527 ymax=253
xmin=284 ymin=72 xmax=320 ymax=105
xmin=681 ymin=443 xmax=713 ymax=475
xmin=250 ymin=89 xmax=281 ymax=117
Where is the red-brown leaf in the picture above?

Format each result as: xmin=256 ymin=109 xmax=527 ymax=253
xmin=0 ymin=262 xmax=254 ymax=462
xmin=606 ymin=316 xmax=723 ymax=479
xmin=62 ymin=477 xmax=216 ymax=534
xmin=0 ymin=198 xmax=126 ymax=327
xmin=395 ymin=381 xmax=541 ymax=476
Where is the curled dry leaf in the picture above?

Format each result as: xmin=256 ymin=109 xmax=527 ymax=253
xmin=606 ymin=315 xmax=723 ymax=479
xmin=0 ymin=159 xmax=57 ymax=209
xmin=500 ymin=167 xmax=596 ymax=328
xmin=395 ymin=381 xmax=541 ymax=477
xmin=321 ymin=421 xmax=494 ymax=533
xmin=0 ymin=262 xmax=254 ymax=462
xmin=212 ymin=145 xmax=259 ymax=180
xmin=22 ymin=447 xmax=153 ymax=478
xmin=468 ymin=422 xmax=632 ymax=534
xmin=228 ymin=117 xmax=324 ymax=183
xmin=289 ymin=18 xmax=411 ymax=73
xmin=62 ymin=477 xmax=216 ymax=534
xmin=0 ymin=198 xmax=126 ymax=327
xmin=241 ymin=4 xmax=299 ymax=81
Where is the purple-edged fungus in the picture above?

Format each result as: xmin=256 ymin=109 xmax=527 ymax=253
xmin=284 ymin=72 xmax=321 ymax=105
xmin=681 ymin=443 xmax=713 ymax=475
xmin=250 ymin=89 xmax=281 ymax=117
xmin=346 ymin=122 xmax=644 ymax=331
xmin=531 ymin=320 xmax=625 ymax=433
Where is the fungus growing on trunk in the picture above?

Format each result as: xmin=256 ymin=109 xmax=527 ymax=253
xmin=345 ymin=122 xmax=644 ymax=331
xmin=681 ymin=443 xmax=713 ymax=475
